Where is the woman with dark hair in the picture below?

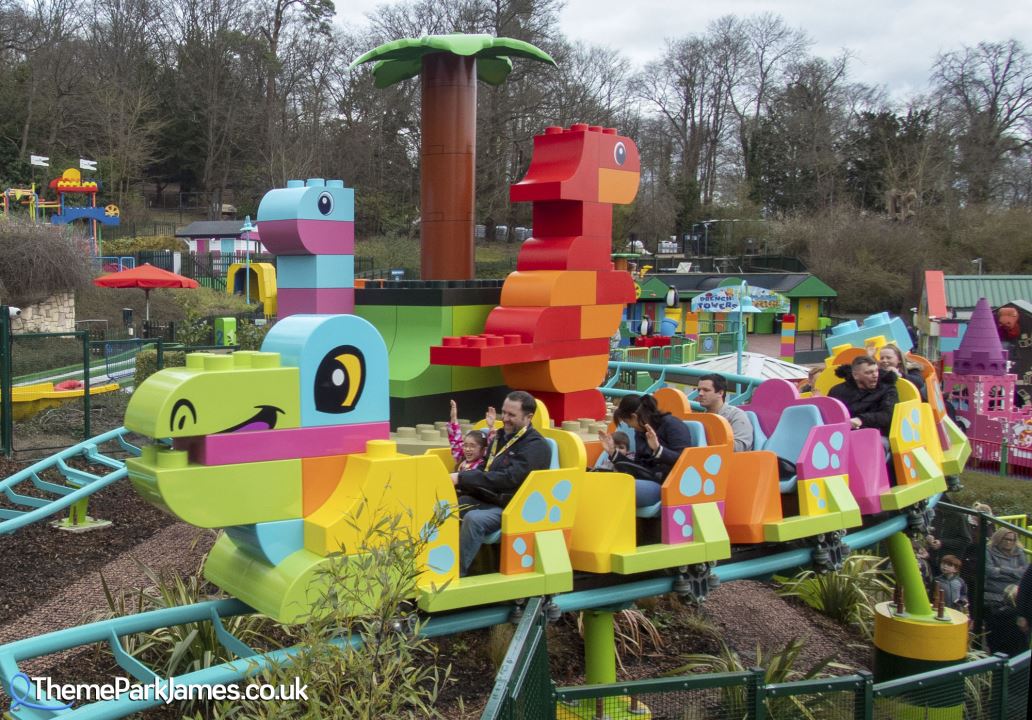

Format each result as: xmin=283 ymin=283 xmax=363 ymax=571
xmin=601 ymin=393 xmax=695 ymax=507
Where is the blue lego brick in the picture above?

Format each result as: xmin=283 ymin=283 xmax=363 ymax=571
xmin=825 ymin=312 xmax=913 ymax=353
xmin=261 ymin=314 xmax=389 ymax=427
xmin=224 ymin=519 xmax=304 ymax=565
xmin=257 ymin=179 xmax=355 ymax=223
xmin=277 ymin=255 xmax=355 ymax=289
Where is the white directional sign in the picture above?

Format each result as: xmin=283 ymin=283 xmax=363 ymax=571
xmin=79 ymin=158 xmax=97 ymax=171
xmin=29 ymin=155 xmax=49 ymax=167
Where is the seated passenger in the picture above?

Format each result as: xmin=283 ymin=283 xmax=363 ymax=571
xmin=451 ymin=390 xmax=552 ymax=575
xmin=601 ymin=394 xmax=695 ymax=508
xmin=877 ymin=344 xmax=927 ymax=401
xmin=829 ymin=356 xmax=898 ymax=436
xmin=697 ymin=373 xmax=753 ymax=451
xmin=593 ymin=430 xmax=631 ymax=470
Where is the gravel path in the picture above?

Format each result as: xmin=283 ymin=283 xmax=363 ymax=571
xmin=0 ymin=522 xmax=215 ymax=679
xmin=705 ymin=579 xmax=872 ymax=671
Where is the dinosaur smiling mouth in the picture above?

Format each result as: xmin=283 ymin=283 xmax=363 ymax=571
xmin=220 ymin=405 xmax=284 ymax=434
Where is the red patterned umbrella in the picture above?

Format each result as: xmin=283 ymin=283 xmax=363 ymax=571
xmin=93 ymin=263 xmax=199 ymax=320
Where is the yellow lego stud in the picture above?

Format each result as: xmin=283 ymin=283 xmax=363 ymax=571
xmin=365 ymin=439 xmax=397 ymax=459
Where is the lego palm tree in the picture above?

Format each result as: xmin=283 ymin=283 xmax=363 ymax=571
xmin=352 ymin=34 xmax=556 ymax=280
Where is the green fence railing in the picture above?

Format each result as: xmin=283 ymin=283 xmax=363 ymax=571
xmin=481 ymin=597 xmax=553 ymax=720
xmin=543 ymin=652 xmax=1029 ymax=720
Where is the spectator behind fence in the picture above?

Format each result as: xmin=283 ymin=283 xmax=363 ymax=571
xmin=986 ymin=584 xmax=1028 ymax=656
xmin=934 ymin=554 xmax=968 ymax=611
xmin=985 ymin=528 xmax=1029 ymax=610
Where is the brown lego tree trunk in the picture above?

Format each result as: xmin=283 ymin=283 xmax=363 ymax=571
xmin=420 ymin=53 xmax=476 ymax=280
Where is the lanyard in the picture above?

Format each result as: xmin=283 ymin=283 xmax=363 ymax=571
xmin=484 ymin=425 xmax=527 ymax=471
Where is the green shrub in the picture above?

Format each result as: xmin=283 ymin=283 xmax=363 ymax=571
xmin=134 ymin=348 xmax=185 ymax=387
xmin=102 ymin=235 xmax=189 ymax=255
xmin=236 ymin=501 xmax=453 ymax=719
xmin=669 ymin=637 xmax=852 ymax=719
xmin=774 ymin=554 xmax=893 ymax=638
xmin=237 ymin=319 xmax=272 ymax=350
xmin=0 ymin=219 xmax=94 ymax=305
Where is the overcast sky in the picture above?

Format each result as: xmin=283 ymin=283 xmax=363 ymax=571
xmin=338 ymin=1 xmax=1032 ymax=101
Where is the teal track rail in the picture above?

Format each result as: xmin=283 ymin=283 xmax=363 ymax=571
xmin=0 ymin=427 xmax=139 ymax=535
xmin=0 ymin=497 xmax=933 ymax=719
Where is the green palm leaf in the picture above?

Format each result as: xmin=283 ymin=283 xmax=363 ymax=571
xmin=351 ymin=33 xmax=555 ymax=87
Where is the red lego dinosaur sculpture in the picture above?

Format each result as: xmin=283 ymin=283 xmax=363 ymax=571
xmin=430 ymin=123 xmax=640 ymax=422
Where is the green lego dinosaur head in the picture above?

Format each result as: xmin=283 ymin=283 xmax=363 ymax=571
xmin=125 ymin=351 xmax=301 ymax=438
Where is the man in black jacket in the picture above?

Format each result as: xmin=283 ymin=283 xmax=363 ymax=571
xmin=829 ymin=355 xmax=899 ymax=436
xmin=451 ymin=390 xmax=552 ymax=575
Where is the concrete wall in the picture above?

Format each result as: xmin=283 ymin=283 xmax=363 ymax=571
xmin=15 ymin=291 xmax=76 ymax=333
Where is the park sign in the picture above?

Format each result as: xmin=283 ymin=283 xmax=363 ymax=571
xmin=691 ymin=285 xmax=790 ymax=313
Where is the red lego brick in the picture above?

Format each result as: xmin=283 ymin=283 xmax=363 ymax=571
xmin=516 ymin=236 xmax=613 ymax=271
xmin=530 ymin=201 xmax=613 ymax=239
xmin=510 ymin=125 xmax=640 ymax=204
xmin=534 ymin=389 xmax=607 ymax=423
xmin=594 ymin=271 xmax=637 ymax=304
xmin=484 ymin=306 xmax=582 ymax=343
xmin=429 ymin=335 xmax=609 ymax=367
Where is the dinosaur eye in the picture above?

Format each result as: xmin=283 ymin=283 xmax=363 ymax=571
xmin=169 ymin=398 xmax=198 ymax=433
xmin=614 ymin=142 xmax=626 ymax=166
xmin=317 ymin=192 xmax=333 ymax=215
xmin=314 ymin=345 xmax=366 ymax=413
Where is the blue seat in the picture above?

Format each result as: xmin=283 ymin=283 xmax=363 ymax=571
xmin=744 ymin=410 xmax=768 ymax=450
xmin=763 ymin=404 xmax=823 ymax=493
xmin=683 ymin=420 xmax=706 ymax=447
xmin=545 ymin=437 xmax=560 ymax=470
xmin=636 ymin=501 xmax=662 ymax=518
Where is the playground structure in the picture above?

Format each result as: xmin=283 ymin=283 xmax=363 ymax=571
xmin=226 ymin=261 xmax=277 ymax=317
xmin=1 ymin=168 xmax=120 ymax=255
xmin=1 ymin=379 xmax=120 ymax=422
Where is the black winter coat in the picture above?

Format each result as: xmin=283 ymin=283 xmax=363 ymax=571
xmin=631 ymin=412 xmax=696 ymax=476
xmin=828 ymin=365 xmax=899 ymax=435
xmin=456 ymin=426 xmax=552 ymax=507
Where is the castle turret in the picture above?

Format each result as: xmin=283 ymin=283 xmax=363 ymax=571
xmin=953 ymin=297 xmax=1008 ymax=376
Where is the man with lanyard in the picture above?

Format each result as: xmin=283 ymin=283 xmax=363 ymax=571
xmin=451 ymin=390 xmax=552 ymax=575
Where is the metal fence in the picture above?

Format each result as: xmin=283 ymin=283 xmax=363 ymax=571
xmin=482 ymin=503 xmax=1032 ymax=720
xmin=967 ymin=437 xmax=1032 ymax=479
xmin=1 ymin=304 xmax=247 ymax=456
xmin=481 ymin=598 xmax=554 ymax=720
xmin=523 ymin=652 xmax=1031 ymax=720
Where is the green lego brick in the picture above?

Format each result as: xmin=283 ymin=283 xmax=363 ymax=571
xmin=450 ymin=303 xmax=495 ymax=336
xmin=452 ymin=365 xmax=504 ymax=392
xmin=355 ymin=305 xmax=399 ymax=355
xmin=764 ymin=512 xmax=851 ymax=543
xmin=127 ymin=449 xmax=302 ymax=528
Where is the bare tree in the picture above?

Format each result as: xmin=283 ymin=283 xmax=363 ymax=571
xmin=933 ymin=39 xmax=1032 ymax=203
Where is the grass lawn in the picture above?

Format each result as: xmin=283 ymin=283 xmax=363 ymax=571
xmin=355 ymin=235 xmax=520 ymax=277
xmin=950 ymin=470 xmax=1032 ymax=517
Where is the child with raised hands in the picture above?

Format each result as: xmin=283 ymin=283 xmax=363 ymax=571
xmin=448 ymin=400 xmax=497 ymax=472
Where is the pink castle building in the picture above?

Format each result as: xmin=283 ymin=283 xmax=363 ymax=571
xmin=943 ymin=297 xmax=1032 ymax=468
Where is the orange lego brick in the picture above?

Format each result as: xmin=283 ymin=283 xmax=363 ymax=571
xmin=302 ymin=454 xmax=348 ymax=517
xmin=580 ymin=304 xmax=623 ymax=339
xmin=503 ymin=355 xmax=608 ymax=393
xmin=500 ymin=271 xmax=597 ymax=307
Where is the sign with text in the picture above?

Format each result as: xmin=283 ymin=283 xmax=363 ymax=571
xmin=691 ymin=285 xmax=790 ymax=313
